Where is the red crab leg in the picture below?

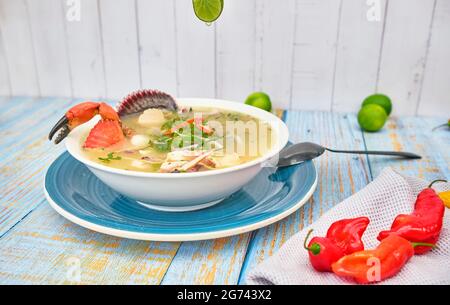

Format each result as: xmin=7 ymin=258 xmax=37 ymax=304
xmin=49 ymin=101 xmax=124 ymax=148
xmin=49 ymin=102 xmax=101 ymax=144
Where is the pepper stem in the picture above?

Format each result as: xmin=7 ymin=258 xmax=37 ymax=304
xmin=411 ymin=242 xmax=437 ymax=249
xmin=303 ymin=229 xmax=314 ymax=250
xmin=428 ymin=179 xmax=447 ymax=188
xmin=303 ymin=229 xmax=321 ymax=255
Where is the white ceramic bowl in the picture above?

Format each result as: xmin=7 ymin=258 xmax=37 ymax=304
xmin=65 ymin=98 xmax=289 ymax=212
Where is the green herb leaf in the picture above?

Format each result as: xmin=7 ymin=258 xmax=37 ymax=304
xmin=98 ymin=152 xmax=121 ymax=163
xmin=161 ymin=119 xmax=175 ymax=131
xmin=151 ymin=135 xmax=173 ymax=152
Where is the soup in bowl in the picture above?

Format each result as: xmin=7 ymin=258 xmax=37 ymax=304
xmin=50 ymin=91 xmax=289 ymax=211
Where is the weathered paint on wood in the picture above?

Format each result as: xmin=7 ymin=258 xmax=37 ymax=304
xmin=0 ymin=0 xmax=40 ymax=96
xmin=332 ymin=0 xmax=386 ymax=112
xmin=137 ymin=0 xmax=178 ymax=95
xmin=0 ymin=97 xmax=448 ymax=284
xmin=376 ymin=0 xmax=435 ymax=116
xmin=254 ymin=0 xmax=296 ymax=109
xmin=0 ymin=204 xmax=179 ymax=284
xmin=98 ymin=0 xmax=141 ymax=99
xmin=290 ymin=0 xmax=341 ymax=111
xmin=216 ymin=0 xmax=256 ymax=103
xmin=0 ymin=29 xmax=10 ymax=96
xmin=0 ymin=96 xmax=10 ymax=106
xmin=26 ymin=0 xmax=72 ymax=96
xmin=175 ymin=0 xmax=215 ymax=98
xmin=161 ymin=235 xmax=251 ymax=285
xmin=418 ymin=0 xmax=450 ymax=116
xmin=63 ymin=0 xmax=106 ymax=98
xmin=0 ymin=97 xmax=76 ymax=235
xmin=363 ymin=116 xmax=450 ymax=179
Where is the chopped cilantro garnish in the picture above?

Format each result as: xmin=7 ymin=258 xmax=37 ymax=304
xmin=98 ymin=152 xmax=122 ymax=163
xmin=151 ymin=136 xmax=173 ymax=152
xmin=161 ymin=119 xmax=175 ymax=131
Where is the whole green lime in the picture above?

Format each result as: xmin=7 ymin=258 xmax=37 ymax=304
xmin=245 ymin=92 xmax=272 ymax=112
xmin=358 ymin=104 xmax=388 ymax=132
xmin=362 ymin=94 xmax=392 ymax=116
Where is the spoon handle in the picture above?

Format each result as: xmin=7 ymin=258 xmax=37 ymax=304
xmin=326 ymin=148 xmax=421 ymax=159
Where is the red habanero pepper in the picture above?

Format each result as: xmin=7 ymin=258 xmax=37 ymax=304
xmin=377 ymin=179 xmax=446 ymax=254
xmin=304 ymin=217 xmax=370 ymax=272
xmin=303 ymin=231 xmax=344 ymax=272
xmin=332 ymin=235 xmax=435 ymax=284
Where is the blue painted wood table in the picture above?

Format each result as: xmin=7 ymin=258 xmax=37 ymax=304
xmin=0 ymin=96 xmax=448 ymax=284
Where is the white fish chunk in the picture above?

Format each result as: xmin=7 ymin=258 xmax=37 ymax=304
xmin=138 ymin=109 xmax=166 ymax=127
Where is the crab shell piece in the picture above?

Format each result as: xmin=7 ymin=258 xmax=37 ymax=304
xmin=83 ymin=120 xmax=124 ymax=149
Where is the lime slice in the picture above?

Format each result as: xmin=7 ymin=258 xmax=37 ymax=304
xmin=357 ymin=104 xmax=387 ymax=132
xmin=362 ymin=94 xmax=392 ymax=116
xmin=245 ymin=92 xmax=272 ymax=112
xmin=192 ymin=0 xmax=224 ymax=23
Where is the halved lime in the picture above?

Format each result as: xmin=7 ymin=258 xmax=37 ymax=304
xmin=192 ymin=0 xmax=224 ymax=23
xmin=357 ymin=104 xmax=387 ymax=132
xmin=362 ymin=94 xmax=392 ymax=116
xmin=245 ymin=92 xmax=272 ymax=112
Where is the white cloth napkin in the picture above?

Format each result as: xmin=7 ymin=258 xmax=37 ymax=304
xmin=247 ymin=168 xmax=450 ymax=285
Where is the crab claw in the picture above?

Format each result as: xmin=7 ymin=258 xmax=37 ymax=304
xmin=117 ymin=89 xmax=178 ymax=117
xmin=49 ymin=102 xmax=123 ymax=147
xmin=48 ymin=115 xmax=70 ymax=144
xmin=49 ymin=102 xmax=101 ymax=144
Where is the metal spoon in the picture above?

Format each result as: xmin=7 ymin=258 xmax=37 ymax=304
xmin=277 ymin=142 xmax=421 ymax=168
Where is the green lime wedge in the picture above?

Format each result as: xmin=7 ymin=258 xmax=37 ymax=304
xmin=192 ymin=0 xmax=224 ymax=23
xmin=357 ymin=104 xmax=388 ymax=132
xmin=362 ymin=94 xmax=392 ymax=116
xmin=245 ymin=92 xmax=272 ymax=112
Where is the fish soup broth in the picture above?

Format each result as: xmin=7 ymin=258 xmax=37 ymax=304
xmin=83 ymin=107 xmax=274 ymax=173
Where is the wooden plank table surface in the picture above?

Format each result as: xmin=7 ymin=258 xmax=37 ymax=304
xmin=0 ymin=97 xmax=448 ymax=284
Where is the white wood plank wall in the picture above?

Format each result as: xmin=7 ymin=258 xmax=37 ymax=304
xmin=0 ymin=0 xmax=449 ymax=116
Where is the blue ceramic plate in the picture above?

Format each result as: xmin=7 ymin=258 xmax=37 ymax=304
xmin=44 ymin=152 xmax=317 ymax=241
